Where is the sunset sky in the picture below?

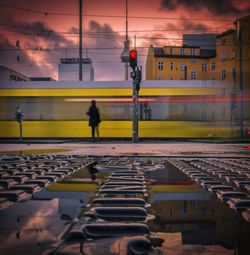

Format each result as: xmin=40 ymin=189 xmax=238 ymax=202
xmin=0 ymin=0 xmax=250 ymax=80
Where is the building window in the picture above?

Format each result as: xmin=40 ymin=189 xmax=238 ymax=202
xmin=180 ymin=48 xmax=185 ymax=55
xmin=170 ymin=47 xmax=173 ymax=55
xmin=222 ymin=38 xmax=226 ymax=45
xmin=179 ymin=208 xmax=186 ymax=216
xmin=221 ymin=70 xmax=226 ymax=80
xmin=170 ymin=62 xmax=174 ymax=71
xmin=190 ymin=71 xmax=197 ymax=79
xmin=190 ymin=48 xmax=196 ymax=55
xmin=201 ymin=64 xmax=207 ymax=71
xmin=169 ymin=208 xmax=173 ymax=217
xmin=190 ymin=201 xmax=196 ymax=209
xmin=180 ymin=62 xmax=186 ymax=71
xmin=191 ymin=59 xmax=197 ymax=63
xmin=158 ymin=62 xmax=164 ymax=70
xmin=211 ymin=62 xmax=216 ymax=70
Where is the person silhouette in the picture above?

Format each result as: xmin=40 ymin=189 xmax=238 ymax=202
xmin=86 ymin=100 xmax=101 ymax=141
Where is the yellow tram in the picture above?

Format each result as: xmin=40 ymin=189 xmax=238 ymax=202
xmin=0 ymin=80 xmax=240 ymax=138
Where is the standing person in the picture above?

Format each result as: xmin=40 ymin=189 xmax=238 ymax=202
xmin=86 ymin=100 xmax=101 ymax=141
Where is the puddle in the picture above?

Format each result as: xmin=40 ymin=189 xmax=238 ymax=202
xmin=0 ymin=156 xmax=249 ymax=254
xmin=0 ymin=148 xmax=71 ymax=155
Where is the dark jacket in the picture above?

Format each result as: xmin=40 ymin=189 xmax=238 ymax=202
xmin=87 ymin=105 xmax=101 ymax=127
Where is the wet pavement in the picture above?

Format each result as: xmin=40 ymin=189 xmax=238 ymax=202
xmin=0 ymin=142 xmax=249 ymax=254
xmin=0 ymin=141 xmax=249 ymax=157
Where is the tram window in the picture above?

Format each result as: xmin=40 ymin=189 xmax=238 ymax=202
xmin=0 ymin=96 xmax=228 ymax=122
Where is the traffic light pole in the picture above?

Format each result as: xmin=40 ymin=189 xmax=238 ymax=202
xmin=19 ymin=120 xmax=23 ymax=141
xmin=131 ymin=66 xmax=142 ymax=143
xmin=128 ymin=49 xmax=141 ymax=143
xmin=132 ymin=79 xmax=139 ymax=143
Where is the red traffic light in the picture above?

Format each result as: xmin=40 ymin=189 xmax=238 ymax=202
xmin=129 ymin=50 xmax=137 ymax=60
xmin=129 ymin=50 xmax=137 ymax=69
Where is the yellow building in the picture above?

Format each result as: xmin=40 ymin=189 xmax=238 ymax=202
xmin=235 ymin=15 xmax=250 ymax=90
xmin=146 ymin=15 xmax=250 ymax=131
xmin=146 ymin=45 xmax=216 ymax=81
xmin=145 ymin=43 xmax=232 ymax=123
xmin=146 ymin=30 xmax=237 ymax=83
xmin=234 ymin=15 xmax=250 ymax=128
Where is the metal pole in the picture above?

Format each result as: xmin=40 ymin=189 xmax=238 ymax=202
xmin=238 ymin=20 xmax=244 ymax=138
xmin=79 ymin=0 xmax=83 ymax=81
xmin=132 ymin=77 xmax=139 ymax=143
xmin=126 ymin=0 xmax=128 ymax=42
xmin=125 ymin=0 xmax=128 ymax=80
xmin=19 ymin=121 xmax=22 ymax=141
xmin=132 ymin=67 xmax=140 ymax=143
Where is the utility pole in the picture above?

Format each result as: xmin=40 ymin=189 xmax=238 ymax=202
xmin=121 ymin=0 xmax=130 ymax=79
xmin=79 ymin=0 xmax=83 ymax=81
xmin=125 ymin=0 xmax=129 ymax=80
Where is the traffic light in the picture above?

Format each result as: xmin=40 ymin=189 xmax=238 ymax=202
xmin=135 ymin=69 xmax=142 ymax=91
xmin=129 ymin=49 xmax=137 ymax=69
xmin=15 ymin=107 xmax=24 ymax=123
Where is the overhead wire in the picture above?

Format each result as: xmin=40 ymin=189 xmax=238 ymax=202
xmin=0 ymin=3 xmax=244 ymax=73
xmin=0 ymin=3 xmax=236 ymax=21
xmin=0 ymin=21 xmax=234 ymax=35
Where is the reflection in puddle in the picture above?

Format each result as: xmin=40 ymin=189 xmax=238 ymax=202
xmin=0 ymin=189 xmax=92 ymax=254
xmin=0 ymin=157 xmax=250 ymax=255
xmin=146 ymin=163 xmax=250 ymax=255
xmin=0 ymin=199 xmax=62 ymax=253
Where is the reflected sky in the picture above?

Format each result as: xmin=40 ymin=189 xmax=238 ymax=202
xmin=0 ymin=158 xmax=250 ymax=255
xmin=0 ymin=189 xmax=91 ymax=254
xmin=0 ymin=199 xmax=62 ymax=254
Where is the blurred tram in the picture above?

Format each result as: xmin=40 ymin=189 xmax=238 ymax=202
xmin=0 ymin=80 xmax=242 ymax=138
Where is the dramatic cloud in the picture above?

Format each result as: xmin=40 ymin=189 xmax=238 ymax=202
xmin=161 ymin=0 xmax=250 ymax=15
xmin=140 ymin=19 xmax=210 ymax=49
xmin=0 ymin=16 xmax=125 ymax=80
xmin=0 ymin=18 xmax=79 ymax=79
xmin=83 ymin=20 xmax=125 ymax=80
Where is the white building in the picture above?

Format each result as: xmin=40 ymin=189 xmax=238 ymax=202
xmin=0 ymin=65 xmax=29 ymax=81
xmin=58 ymin=58 xmax=94 ymax=81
